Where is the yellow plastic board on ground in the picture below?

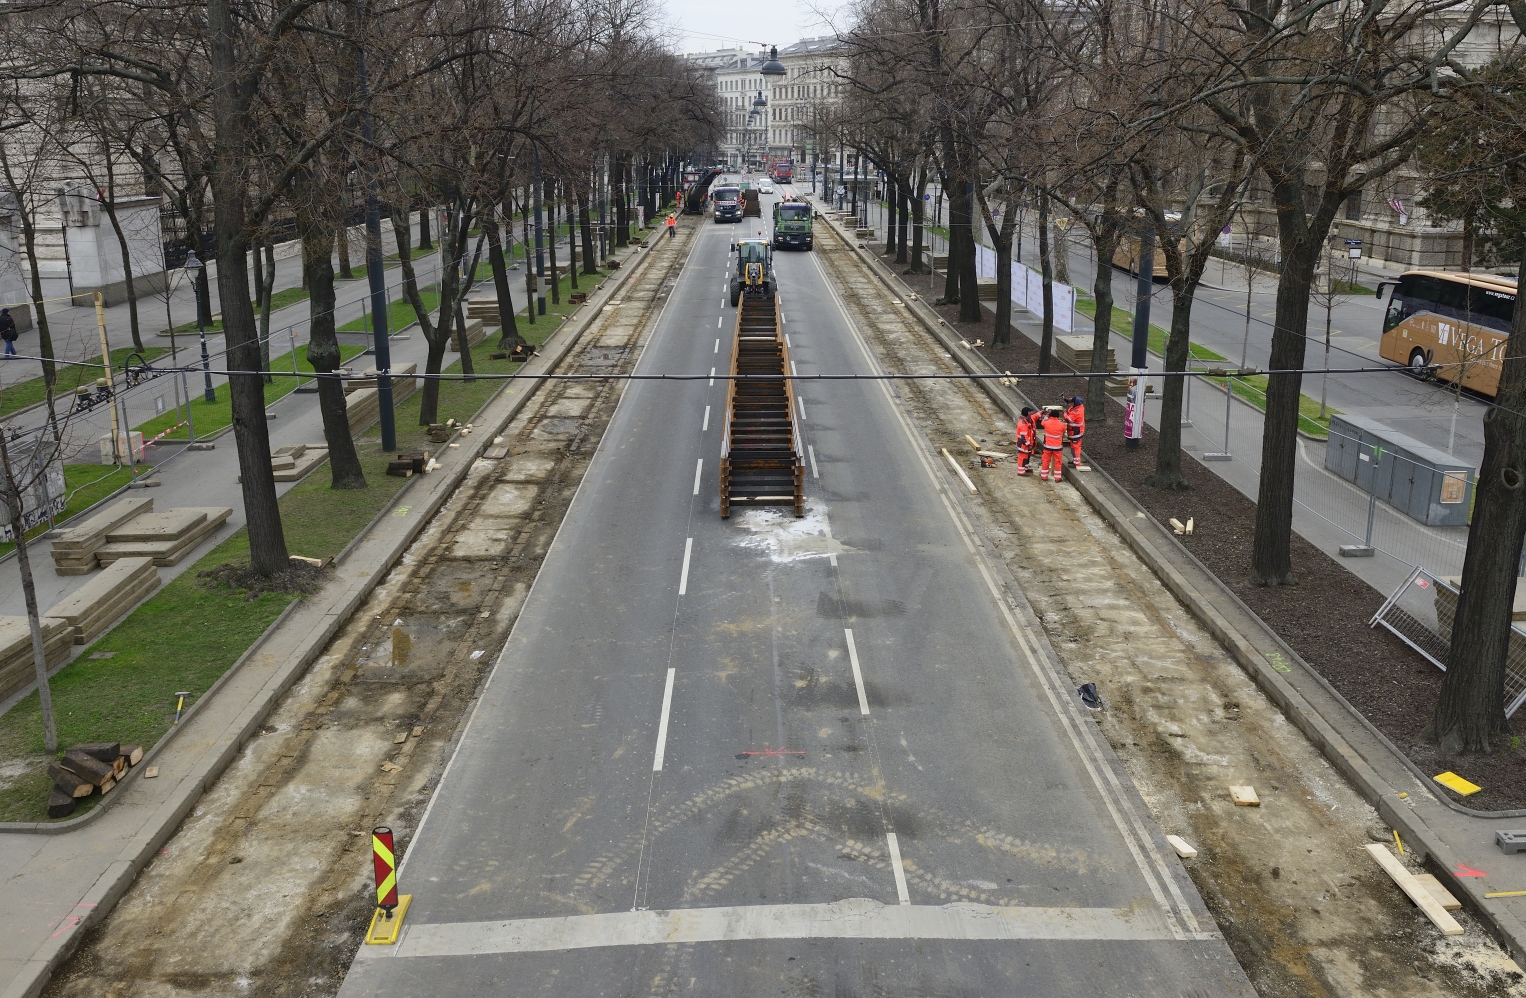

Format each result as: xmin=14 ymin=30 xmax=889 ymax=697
xmin=1434 ymin=772 xmax=1482 ymax=796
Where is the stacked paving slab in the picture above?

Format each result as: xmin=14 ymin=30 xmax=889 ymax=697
xmin=45 ymin=557 xmax=161 ymax=644
xmin=95 ymin=507 xmax=232 ymax=567
xmin=49 ymin=498 xmax=155 ymax=575
xmin=466 ymin=298 xmax=499 ymax=325
xmin=346 ymin=365 xmax=419 ymax=432
xmin=449 ymin=318 xmax=485 ymax=353
xmin=272 ymin=443 xmax=329 ymax=482
xmin=0 ymin=616 xmax=73 ymax=701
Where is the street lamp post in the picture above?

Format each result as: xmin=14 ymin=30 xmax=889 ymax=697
xmin=182 ymin=250 xmax=215 ymax=403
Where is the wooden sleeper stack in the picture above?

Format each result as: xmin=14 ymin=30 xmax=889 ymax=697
xmin=94 ymin=507 xmax=232 ymax=567
xmin=0 ymin=615 xmax=73 ymax=702
xmin=346 ymin=369 xmax=419 ymax=433
xmin=45 ymin=557 xmax=161 ymax=644
xmin=272 ymin=443 xmax=329 ymax=482
xmin=47 ymin=742 xmax=144 ymax=819
xmin=49 ymin=498 xmax=154 ymax=575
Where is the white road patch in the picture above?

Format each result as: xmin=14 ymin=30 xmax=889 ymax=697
xmin=733 ymin=502 xmax=844 ymax=562
xmin=355 ymin=899 xmax=1186 ymax=960
xmin=886 ymin=833 xmax=911 ymax=904
xmin=679 ymin=538 xmax=693 ymax=595
xmin=786 ymin=334 xmax=792 ymax=348
xmin=653 ymin=668 xmax=676 ymax=771
xmin=845 ymin=628 xmax=871 ymax=716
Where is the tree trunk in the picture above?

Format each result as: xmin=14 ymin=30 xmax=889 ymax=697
xmin=955 ymin=184 xmax=980 ymax=322
xmin=547 ymin=180 xmax=560 ymax=305
xmin=579 ymin=190 xmax=596 ymax=276
xmin=1037 ymin=194 xmax=1054 ymax=374
xmin=896 ymin=181 xmax=909 ymax=265
xmin=1148 ymin=286 xmax=1195 ymax=489
xmin=1088 ymin=187 xmax=1123 ymax=423
xmin=418 ymin=202 xmax=432 ymax=250
xmin=101 ymin=200 xmax=144 ymax=351
xmin=1250 ymin=222 xmax=1319 ymax=585
xmin=1430 ymin=252 xmax=1526 ymax=753
xmin=616 ymin=158 xmax=630 ymax=248
xmin=390 ymin=203 xmax=439 ymax=425
xmin=208 ymin=0 xmax=287 ymax=576
xmin=299 ymin=228 xmax=366 ymax=490
xmin=337 ymin=224 xmax=353 ymax=279
xmin=908 ymin=166 xmax=926 ymax=275
xmin=256 ymin=240 xmax=275 ymax=384
xmin=484 ymin=215 xmax=523 ymax=351
xmin=16 ymin=209 xmax=56 ymax=384
xmin=0 ymin=433 xmax=57 ymax=752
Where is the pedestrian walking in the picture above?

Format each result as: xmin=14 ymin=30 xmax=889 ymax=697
xmin=0 ymin=308 xmax=17 ymax=357
xmin=666 ymin=213 xmax=677 ymax=239
xmin=1040 ymin=406 xmax=1067 ymax=482
xmin=1063 ymin=395 xmax=1086 ymax=467
xmin=1015 ymin=406 xmax=1036 ymax=475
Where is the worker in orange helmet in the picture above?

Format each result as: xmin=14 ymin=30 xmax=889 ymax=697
xmin=1015 ymin=407 xmax=1036 ymax=475
xmin=1039 ymin=406 xmax=1068 ymax=482
xmin=666 ymin=213 xmax=677 ymax=239
xmin=1063 ymin=395 xmax=1086 ymax=467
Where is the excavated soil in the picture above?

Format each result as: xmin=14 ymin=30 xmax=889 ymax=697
xmin=40 ymin=227 xmax=696 ymax=998
xmin=827 ymin=239 xmax=1526 ymax=996
xmin=901 ymin=274 xmax=1526 ymax=815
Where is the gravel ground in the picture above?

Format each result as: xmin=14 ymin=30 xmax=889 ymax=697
xmin=923 ymin=290 xmax=1526 ymax=813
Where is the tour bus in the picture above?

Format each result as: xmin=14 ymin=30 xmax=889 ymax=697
xmin=1376 ymin=270 xmax=1517 ymax=398
xmin=1110 ymin=209 xmax=1180 ymax=279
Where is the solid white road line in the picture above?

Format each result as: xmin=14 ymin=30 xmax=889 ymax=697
xmin=844 ymin=628 xmax=870 ymax=715
xmin=798 ymin=397 xmax=807 ymax=421
xmin=886 ymin=833 xmax=911 ymax=905
xmin=703 ymin=405 xmax=710 ymax=431
xmin=693 ymin=458 xmax=703 ymax=495
xmin=355 ymin=900 xmax=1189 ymax=960
xmin=808 ymin=444 xmax=819 ymax=479
xmin=652 ymin=668 xmax=676 ymax=771
xmin=679 ymin=538 xmax=693 ymax=595
xmin=709 ymin=367 xmax=716 ymax=386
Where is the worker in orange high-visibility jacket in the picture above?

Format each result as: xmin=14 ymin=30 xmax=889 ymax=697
xmin=1064 ymin=395 xmax=1086 ymax=467
xmin=1015 ymin=407 xmax=1036 ymax=475
xmin=1040 ymin=407 xmax=1068 ymax=482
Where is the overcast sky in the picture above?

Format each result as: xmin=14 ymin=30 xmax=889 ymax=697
xmin=658 ymin=0 xmax=847 ymax=55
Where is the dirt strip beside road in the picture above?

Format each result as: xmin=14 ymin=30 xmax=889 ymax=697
xmin=813 ymin=227 xmax=1526 ymax=998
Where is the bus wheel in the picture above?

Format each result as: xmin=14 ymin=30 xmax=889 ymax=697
xmin=1408 ymin=348 xmax=1432 ymax=379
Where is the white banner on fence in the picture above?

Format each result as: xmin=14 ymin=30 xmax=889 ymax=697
xmin=975 ymin=244 xmax=997 ymax=279
xmin=1008 ymin=261 xmax=1075 ymax=332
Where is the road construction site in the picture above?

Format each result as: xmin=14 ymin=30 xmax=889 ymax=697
xmin=27 ymin=193 xmax=1526 ymax=998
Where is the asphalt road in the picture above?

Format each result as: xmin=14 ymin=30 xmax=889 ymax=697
xmin=338 ymin=195 xmax=1253 ymax=996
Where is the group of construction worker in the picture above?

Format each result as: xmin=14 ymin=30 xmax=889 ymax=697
xmin=1014 ymin=396 xmax=1085 ymax=482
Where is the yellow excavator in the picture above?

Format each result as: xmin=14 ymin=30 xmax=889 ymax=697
xmin=729 ymin=238 xmax=777 ymax=307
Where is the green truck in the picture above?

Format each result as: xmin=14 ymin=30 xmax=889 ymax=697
xmin=772 ymin=201 xmax=813 ymax=250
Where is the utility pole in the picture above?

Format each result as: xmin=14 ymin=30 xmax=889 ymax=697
xmin=534 ymin=150 xmax=546 ymax=316
xmin=356 ymin=20 xmax=394 ymax=451
xmin=1125 ymin=228 xmax=1155 ymax=450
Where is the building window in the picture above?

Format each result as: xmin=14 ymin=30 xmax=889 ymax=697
xmin=1345 ymin=190 xmax=1362 ymax=221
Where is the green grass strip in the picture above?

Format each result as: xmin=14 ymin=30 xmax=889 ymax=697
xmin=1074 ymin=293 xmax=1335 ymax=437
xmin=0 ymin=326 xmax=566 ymax=821
xmin=131 ymin=343 xmax=368 ymax=442
xmin=0 ymin=464 xmax=156 ymax=559
xmin=0 ymin=346 xmax=171 ymax=419
xmin=338 ymin=289 xmax=440 ymax=335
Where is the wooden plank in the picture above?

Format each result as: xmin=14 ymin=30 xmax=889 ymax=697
xmin=1230 ymin=785 xmax=1260 ymax=806
xmin=1414 ymin=873 xmax=1463 ymax=911
xmin=1166 ymin=834 xmax=1198 ymax=859
xmin=1364 ymin=843 xmax=1464 ymax=935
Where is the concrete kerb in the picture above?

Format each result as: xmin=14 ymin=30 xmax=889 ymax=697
xmin=0 ymin=235 xmax=665 ymax=998
xmin=820 ymin=210 xmax=1526 ymax=966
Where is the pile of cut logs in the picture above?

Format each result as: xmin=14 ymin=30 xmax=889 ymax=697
xmin=48 ymin=741 xmax=143 ymax=818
